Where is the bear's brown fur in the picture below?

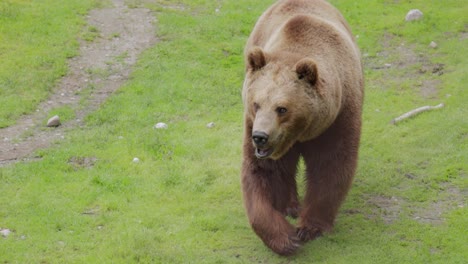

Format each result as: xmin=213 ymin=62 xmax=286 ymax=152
xmin=241 ymin=0 xmax=364 ymax=255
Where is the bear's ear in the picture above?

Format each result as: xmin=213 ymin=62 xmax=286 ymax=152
xmin=295 ymin=58 xmax=318 ymax=86
xmin=247 ymin=47 xmax=267 ymax=72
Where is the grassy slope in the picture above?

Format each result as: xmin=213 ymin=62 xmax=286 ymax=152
xmin=0 ymin=0 xmax=467 ymax=263
xmin=0 ymin=0 xmax=101 ymax=128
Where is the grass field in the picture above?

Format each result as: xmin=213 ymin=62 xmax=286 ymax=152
xmin=1 ymin=0 xmax=467 ymax=263
xmin=0 ymin=0 xmax=105 ymax=128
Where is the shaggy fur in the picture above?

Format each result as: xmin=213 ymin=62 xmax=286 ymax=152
xmin=241 ymin=0 xmax=364 ymax=255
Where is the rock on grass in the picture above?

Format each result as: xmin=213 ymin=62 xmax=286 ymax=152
xmin=47 ymin=115 xmax=61 ymax=127
xmin=405 ymin=9 xmax=423 ymax=21
xmin=1 ymin=228 xmax=11 ymax=237
xmin=154 ymin=122 xmax=168 ymax=129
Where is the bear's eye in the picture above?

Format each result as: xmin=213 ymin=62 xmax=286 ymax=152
xmin=276 ymin=107 xmax=288 ymax=115
xmin=253 ymin=102 xmax=260 ymax=112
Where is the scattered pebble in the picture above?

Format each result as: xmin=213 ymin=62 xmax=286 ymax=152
xmin=206 ymin=122 xmax=215 ymax=128
xmin=132 ymin=157 xmax=140 ymax=163
xmin=1 ymin=229 xmax=11 ymax=238
xmin=154 ymin=122 xmax=168 ymax=129
xmin=384 ymin=63 xmax=392 ymax=68
xmin=47 ymin=115 xmax=61 ymax=127
xmin=429 ymin=41 xmax=438 ymax=49
xmin=405 ymin=9 xmax=423 ymax=22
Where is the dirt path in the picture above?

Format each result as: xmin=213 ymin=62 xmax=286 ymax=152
xmin=0 ymin=0 xmax=157 ymax=165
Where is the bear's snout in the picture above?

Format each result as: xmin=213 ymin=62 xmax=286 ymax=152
xmin=252 ymin=131 xmax=269 ymax=147
xmin=252 ymin=131 xmax=274 ymax=159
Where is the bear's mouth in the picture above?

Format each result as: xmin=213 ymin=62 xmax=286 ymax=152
xmin=255 ymin=148 xmax=273 ymax=159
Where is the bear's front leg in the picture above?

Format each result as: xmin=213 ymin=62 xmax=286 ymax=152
xmin=242 ymin=165 xmax=301 ymax=255
xmin=241 ymin=139 xmax=302 ymax=255
xmin=297 ymin=116 xmax=360 ymax=242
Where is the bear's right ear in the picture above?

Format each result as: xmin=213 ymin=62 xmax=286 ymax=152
xmin=295 ymin=58 xmax=318 ymax=86
xmin=247 ymin=47 xmax=267 ymax=72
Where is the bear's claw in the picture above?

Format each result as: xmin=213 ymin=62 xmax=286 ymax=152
xmin=270 ymin=234 xmax=302 ymax=255
xmin=296 ymin=226 xmax=322 ymax=242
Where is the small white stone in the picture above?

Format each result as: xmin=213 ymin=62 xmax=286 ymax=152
xmin=47 ymin=115 xmax=61 ymax=127
xmin=405 ymin=9 xmax=423 ymax=22
xmin=132 ymin=157 xmax=140 ymax=163
xmin=215 ymin=8 xmax=220 ymax=13
xmin=0 ymin=229 xmax=11 ymax=237
xmin=206 ymin=122 xmax=215 ymax=128
xmin=384 ymin=63 xmax=392 ymax=68
xmin=429 ymin=41 xmax=438 ymax=49
xmin=154 ymin=122 xmax=168 ymax=129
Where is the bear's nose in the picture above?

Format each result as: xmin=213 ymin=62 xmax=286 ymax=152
xmin=252 ymin=131 xmax=269 ymax=147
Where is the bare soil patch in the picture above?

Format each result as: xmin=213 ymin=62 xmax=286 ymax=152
xmin=363 ymin=32 xmax=445 ymax=99
xmin=0 ymin=0 xmax=157 ymax=166
xmin=364 ymin=184 xmax=466 ymax=225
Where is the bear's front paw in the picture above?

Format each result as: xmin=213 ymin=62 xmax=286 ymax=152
xmin=268 ymin=232 xmax=302 ymax=256
xmin=296 ymin=226 xmax=322 ymax=242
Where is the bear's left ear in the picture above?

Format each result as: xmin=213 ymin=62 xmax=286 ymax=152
xmin=295 ymin=58 xmax=318 ymax=86
xmin=247 ymin=47 xmax=267 ymax=72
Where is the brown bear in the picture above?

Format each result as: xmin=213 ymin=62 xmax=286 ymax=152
xmin=241 ymin=0 xmax=364 ymax=255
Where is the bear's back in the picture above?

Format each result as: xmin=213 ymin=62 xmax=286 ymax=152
xmin=246 ymin=0 xmax=354 ymax=53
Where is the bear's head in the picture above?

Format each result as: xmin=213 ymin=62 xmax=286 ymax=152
xmin=243 ymin=47 xmax=340 ymax=160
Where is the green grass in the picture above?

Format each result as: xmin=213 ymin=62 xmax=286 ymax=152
xmin=0 ymin=0 xmax=103 ymax=128
xmin=1 ymin=0 xmax=467 ymax=263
